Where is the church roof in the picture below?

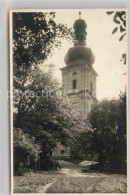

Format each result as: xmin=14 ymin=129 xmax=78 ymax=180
xmin=73 ymin=19 xmax=87 ymax=30
xmin=64 ymin=12 xmax=95 ymax=67
xmin=64 ymin=45 xmax=95 ymax=66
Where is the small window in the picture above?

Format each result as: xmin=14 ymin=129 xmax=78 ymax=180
xmin=90 ymin=82 xmax=92 ymax=92
xmin=73 ymin=80 xmax=77 ymax=89
xmin=73 ymin=72 xmax=76 ymax=75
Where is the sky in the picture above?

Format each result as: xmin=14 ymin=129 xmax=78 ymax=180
xmin=44 ymin=10 xmax=127 ymax=100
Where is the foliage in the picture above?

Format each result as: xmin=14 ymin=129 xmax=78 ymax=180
xmin=69 ymin=120 xmax=93 ymax=158
xmin=13 ymin=65 xmax=88 ymax=172
xmin=12 ymin=12 xmax=74 ymax=173
xmin=106 ymin=11 xmax=126 ymax=41
xmin=106 ymin=11 xmax=126 ymax=65
xmin=60 ymin=150 xmax=65 ymax=156
xmin=74 ymin=92 xmax=127 ymax=173
xmin=13 ymin=12 xmax=73 ymax=69
xmin=13 ymin=128 xmax=41 ymax=175
xmin=87 ymin=92 xmax=127 ymax=173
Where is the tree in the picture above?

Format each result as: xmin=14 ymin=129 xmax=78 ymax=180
xmin=87 ymin=92 xmax=127 ymax=173
xmin=13 ymin=12 xmax=73 ymax=70
xmin=68 ymin=119 xmax=93 ymax=159
xmin=13 ymin=65 xmax=88 ymax=171
xmin=12 ymin=12 xmax=74 ymax=173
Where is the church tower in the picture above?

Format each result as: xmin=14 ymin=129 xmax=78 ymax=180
xmin=61 ymin=13 xmax=98 ymax=113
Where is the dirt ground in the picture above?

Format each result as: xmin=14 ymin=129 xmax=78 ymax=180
xmin=14 ymin=160 xmax=127 ymax=193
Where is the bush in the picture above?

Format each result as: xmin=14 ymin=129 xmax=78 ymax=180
xmin=14 ymin=128 xmax=41 ymax=175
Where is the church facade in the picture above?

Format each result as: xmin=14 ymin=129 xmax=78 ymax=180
xmin=61 ymin=13 xmax=98 ymax=113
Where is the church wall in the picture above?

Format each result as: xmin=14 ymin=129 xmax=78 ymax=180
xmin=61 ymin=63 xmax=97 ymax=112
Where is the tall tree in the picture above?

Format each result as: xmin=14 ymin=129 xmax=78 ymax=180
xmin=88 ymin=92 xmax=127 ymax=173
xmin=12 ymin=12 xmax=74 ymax=173
xmin=13 ymin=65 xmax=88 ymax=171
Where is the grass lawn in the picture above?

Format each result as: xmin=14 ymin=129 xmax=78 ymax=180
xmin=14 ymin=171 xmax=127 ymax=193
xmin=14 ymin=172 xmax=56 ymax=193
xmin=14 ymin=161 xmax=127 ymax=193
xmin=47 ymin=174 xmax=127 ymax=193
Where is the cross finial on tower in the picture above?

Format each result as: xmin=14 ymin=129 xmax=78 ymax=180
xmin=79 ymin=12 xmax=81 ymax=19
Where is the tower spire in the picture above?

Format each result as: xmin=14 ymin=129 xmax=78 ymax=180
xmin=73 ymin=13 xmax=87 ymax=46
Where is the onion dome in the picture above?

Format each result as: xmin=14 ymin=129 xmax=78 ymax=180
xmin=73 ymin=19 xmax=87 ymax=30
xmin=64 ymin=12 xmax=95 ymax=66
xmin=64 ymin=45 xmax=95 ymax=66
xmin=64 ymin=12 xmax=95 ymax=65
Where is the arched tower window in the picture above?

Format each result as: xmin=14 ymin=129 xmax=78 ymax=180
xmin=90 ymin=81 xmax=92 ymax=93
xmin=73 ymin=79 xmax=77 ymax=89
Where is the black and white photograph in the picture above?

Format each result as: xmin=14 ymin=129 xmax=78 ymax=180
xmin=10 ymin=9 xmax=128 ymax=194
